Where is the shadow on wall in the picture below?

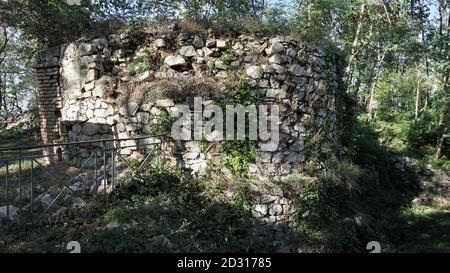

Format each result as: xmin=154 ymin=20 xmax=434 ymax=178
xmin=59 ymin=120 xmax=152 ymax=163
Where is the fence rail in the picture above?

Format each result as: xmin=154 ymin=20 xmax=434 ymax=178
xmin=0 ymin=135 xmax=165 ymax=224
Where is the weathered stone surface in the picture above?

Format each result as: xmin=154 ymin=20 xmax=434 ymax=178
xmin=214 ymin=60 xmax=228 ymax=70
xmin=289 ymin=64 xmax=306 ymax=76
xmin=34 ymin=193 xmax=53 ymax=207
xmin=164 ymin=55 xmax=186 ymax=67
xmin=202 ymin=47 xmax=213 ymax=57
xmin=138 ymin=70 xmax=154 ymax=82
xmin=152 ymin=235 xmax=173 ymax=249
xmin=269 ymin=54 xmax=283 ymax=64
xmin=252 ymin=204 xmax=268 ymax=217
xmin=267 ymin=42 xmax=285 ymax=56
xmin=266 ymin=88 xmax=286 ymax=99
xmin=179 ymin=46 xmax=197 ymax=57
xmin=246 ymin=66 xmax=263 ymax=79
xmin=156 ymin=99 xmax=174 ymax=107
xmin=141 ymin=103 xmax=153 ymax=112
xmin=193 ymin=36 xmax=204 ymax=49
xmin=154 ymin=39 xmax=167 ymax=48
xmin=206 ymin=39 xmax=216 ymax=47
xmin=0 ymin=205 xmax=19 ymax=222
xmin=269 ymin=204 xmax=283 ymax=216
xmin=78 ymin=43 xmax=96 ymax=56
xmin=92 ymin=84 xmax=106 ymax=97
xmin=216 ymin=39 xmax=228 ymax=49
xmin=136 ymin=112 xmax=150 ymax=123
xmin=119 ymin=103 xmax=140 ymax=116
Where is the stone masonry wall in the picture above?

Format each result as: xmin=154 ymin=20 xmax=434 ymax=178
xmin=35 ymin=26 xmax=342 ymax=239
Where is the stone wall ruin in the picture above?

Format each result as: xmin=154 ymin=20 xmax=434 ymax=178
xmin=36 ymin=28 xmax=341 ymax=177
xmin=35 ymin=27 xmax=343 ymax=241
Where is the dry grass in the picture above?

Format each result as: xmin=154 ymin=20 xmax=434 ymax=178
xmin=123 ymin=78 xmax=227 ymax=105
xmin=141 ymin=18 xmax=208 ymax=36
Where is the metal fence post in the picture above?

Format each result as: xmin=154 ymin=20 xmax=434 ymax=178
xmin=112 ymin=149 xmax=116 ymax=191
xmin=5 ymin=161 xmax=9 ymax=221
xmin=103 ymin=141 xmax=107 ymax=194
xmin=18 ymin=149 xmax=22 ymax=202
xmin=30 ymin=159 xmax=34 ymax=223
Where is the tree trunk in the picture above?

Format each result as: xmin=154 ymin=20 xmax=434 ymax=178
xmin=367 ymin=51 xmax=386 ymax=122
xmin=415 ymin=77 xmax=421 ymax=119
xmin=345 ymin=3 xmax=366 ymax=85
xmin=436 ymin=104 xmax=449 ymax=160
xmin=435 ymin=0 xmax=449 ymax=159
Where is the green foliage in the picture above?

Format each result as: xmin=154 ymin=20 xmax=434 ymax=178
xmin=0 ymin=150 xmax=268 ymax=253
xmin=219 ymin=48 xmax=236 ymax=66
xmin=219 ymin=140 xmax=256 ymax=177
xmin=105 ymin=205 xmax=128 ymax=224
xmin=291 ymin=156 xmax=368 ymax=252
xmin=341 ymin=115 xmax=387 ymax=161
xmin=147 ymin=110 xmax=172 ymax=136
xmin=223 ymin=77 xmax=262 ymax=106
xmin=133 ymin=57 xmax=147 ymax=74
xmin=0 ymin=0 xmax=92 ymax=45
xmin=372 ymin=68 xmax=448 ymax=161
xmin=120 ymin=20 xmax=142 ymax=38
xmin=215 ymin=77 xmax=261 ymax=177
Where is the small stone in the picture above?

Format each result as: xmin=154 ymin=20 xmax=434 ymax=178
xmin=112 ymin=49 xmax=126 ymax=58
xmin=257 ymin=151 xmax=272 ymax=162
xmin=52 ymin=207 xmax=67 ymax=218
xmin=193 ymin=36 xmax=204 ymax=48
xmin=164 ymin=55 xmax=186 ymax=67
xmin=269 ymin=54 xmax=283 ymax=64
xmin=84 ymin=81 xmax=95 ymax=91
xmin=266 ymin=89 xmax=286 ymax=99
xmin=281 ymin=163 xmax=291 ymax=175
xmin=289 ymin=64 xmax=306 ymax=76
xmin=206 ymin=39 xmax=216 ymax=47
xmin=152 ymin=235 xmax=173 ymax=249
xmin=216 ymin=39 xmax=228 ymax=49
xmin=226 ymin=184 xmax=238 ymax=198
xmin=105 ymin=222 xmax=121 ymax=229
xmin=215 ymin=59 xmax=228 ymax=70
xmin=269 ymin=204 xmax=283 ymax=216
xmin=156 ymin=99 xmax=174 ymax=107
xmin=267 ymin=42 xmax=285 ymax=56
xmin=136 ymin=112 xmax=150 ymax=123
xmin=35 ymin=193 xmax=53 ymax=207
xmin=119 ymin=103 xmax=140 ymax=116
xmin=260 ymin=194 xmax=277 ymax=203
xmin=288 ymin=152 xmax=298 ymax=163
xmin=138 ymin=70 xmax=154 ymax=82
xmin=0 ymin=205 xmax=19 ymax=222
xmin=252 ymin=204 xmax=268 ymax=217
xmin=78 ymin=43 xmax=96 ymax=56
xmin=86 ymin=69 xmax=99 ymax=82
xmin=202 ymin=47 xmax=213 ymax=56
xmin=92 ymin=84 xmax=106 ymax=97
xmin=272 ymin=152 xmax=283 ymax=163
xmin=260 ymin=141 xmax=279 ymax=152
xmin=183 ymin=152 xmax=199 ymax=160
xmin=246 ymin=66 xmax=263 ymax=79
xmin=179 ymin=45 xmax=197 ymax=57
xmin=97 ymin=180 xmax=114 ymax=194
xmin=154 ymin=39 xmax=166 ymax=48
xmin=141 ymin=103 xmax=153 ymax=111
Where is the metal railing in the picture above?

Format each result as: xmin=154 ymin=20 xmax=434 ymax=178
xmin=0 ymin=135 xmax=165 ymax=224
